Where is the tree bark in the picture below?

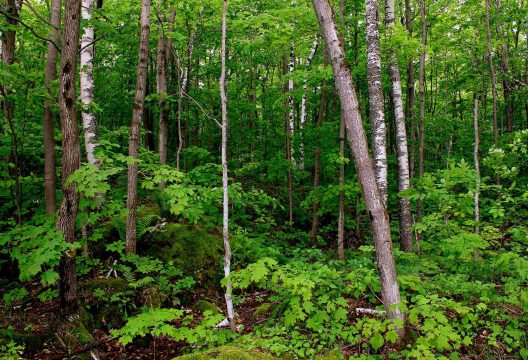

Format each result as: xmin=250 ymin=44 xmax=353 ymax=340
xmin=157 ymin=3 xmax=174 ymax=165
xmin=220 ymin=0 xmax=235 ymax=333
xmin=404 ymin=0 xmax=416 ymax=180
xmin=485 ymin=0 xmax=499 ymax=148
xmin=385 ymin=0 xmax=413 ymax=252
xmin=365 ymin=0 xmax=388 ymax=207
xmin=80 ymin=0 xmax=100 ymax=168
xmin=473 ymin=94 xmax=480 ymax=234
xmin=43 ymin=0 xmax=61 ymax=216
xmin=126 ymin=0 xmax=151 ymax=254
xmin=416 ymin=0 xmax=427 ymax=243
xmin=57 ymin=0 xmax=82 ymax=315
xmin=311 ymin=0 xmax=405 ymax=334
xmin=497 ymin=0 xmax=513 ymax=134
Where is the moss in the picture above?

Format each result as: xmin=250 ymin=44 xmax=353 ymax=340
xmin=141 ymin=286 xmax=167 ymax=308
xmin=253 ymin=303 xmax=271 ymax=317
xmin=146 ymin=224 xmax=223 ymax=284
xmin=192 ymin=300 xmax=221 ymax=314
xmin=82 ymin=277 xmax=129 ymax=296
xmin=175 ymin=346 xmax=276 ymax=359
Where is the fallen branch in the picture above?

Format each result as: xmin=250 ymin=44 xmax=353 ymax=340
xmin=355 ymin=308 xmax=386 ymax=315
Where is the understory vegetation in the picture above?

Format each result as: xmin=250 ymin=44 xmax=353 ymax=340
xmin=0 ymin=0 xmax=527 ymax=359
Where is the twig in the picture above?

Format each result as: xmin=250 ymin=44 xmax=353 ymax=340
xmin=22 ymin=0 xmax=60 ymax=31
xmin=79 ymin=34 xmax=107 ymax=54
xmin=0 ymin=9 xmax=59 ymax=51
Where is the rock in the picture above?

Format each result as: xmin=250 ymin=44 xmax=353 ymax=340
xmin=145 ymin=224 xmax=223 ymax=285
xmin=192 ymin=299 xmax=221 ymax=314
xmin=175 ymin=346 xmax=276 ymax=359
xmin=82 ymin=277 xmax=129 ymax=296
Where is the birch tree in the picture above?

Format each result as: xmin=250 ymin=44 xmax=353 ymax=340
xmin=126 ymin=0 xmax=151 ymax=254
xmin=220 ymin=0 xmax=236 ymax=332
xmin=365 ymin=0 xmax=388 ymax=206
xmin=80 ymin=0 xmax=100 ymax=168
xmin=385 ymin=0 xmax=413 ymax=252
xmin=311 ymin=0 xmax=405 ymax=336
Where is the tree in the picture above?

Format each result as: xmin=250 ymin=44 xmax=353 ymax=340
xmin=220 ymin=0 xmax=235 ymax=333
xmin=80 ymin=0 xmax=100 ymax=168
xmin=57 ymin=0 xmax=83 ymax=314
xmin=416 ymin=0 xmax=427 ymax=243
xmin=365 ymin=0 xmax=388 ymax=207
xmin=43 ymin=0 xmax=61 ymax=216
xmin=311 ymin=0 xmax=405 ymax=335
xmin=126 ymin=0 xmax=151 ymax=254
xmin=485 ymin=0 xmax=499 ymax=148
xmin=385 ymin=0 xmax=413 ymax=252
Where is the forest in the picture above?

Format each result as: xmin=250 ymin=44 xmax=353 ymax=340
xmin=0 ymin=0 xmax=527 ymax=358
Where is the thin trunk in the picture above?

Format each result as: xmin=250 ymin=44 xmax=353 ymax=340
xmin=337 ymin=0 xmax=346 ymax=260
xmin=310 ymin=54 xmax=328 ymax=246
xmin=57 ymin=0 xmax=82 ymax=314
xmin=299 ymin=35 xmax=319 ymax=168
xmin=283 ymin=55 xmax=294 ymax=223
xmin=176 ymin=55 xmax=183 ymax=170
xmin=404 ymin=0 xmax=416 ymax=180
xmin=220 ymin=0 xmax=235 ymax=333
xmin=485 ymin=0 xmax=499 ymax=148
xmin=497 ymin=0 xmax=513 ymax=134
xmin=473 ymin=94 xmax=480 ymax=234
xmin=126 ymin=0 xmax=151 ymax=254
xmin=386 ymin=0 xmax=413 ymax=252
xmin=416 ymin=0 xmax=426 ymax=243
xmin=365 ymin=0 xmax=388 ymax=207
xmin=80 ymin=0 xmax=100 ymax=168
xmin=43 ymin=0 xmax=61 ymax=216
xmin=312 ymin=0 xmax=405 ymax=335
xmin=157 ymin=4 xmax=174 ymax=165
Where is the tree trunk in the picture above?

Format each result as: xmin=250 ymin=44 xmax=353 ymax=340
xmin=310 ymin=53 xmax=328 ymax=246
xmin=283 ymin=54 xmax=294 ymax=223
xmin=220 ymin=0 xmax=235 ymax=333
xmin=57 ymin=0 xmax=82 ymax=315
xmin=416 ymin=0 xmax=426 ymax=243
xmin=299 ymin=35 xmax=319 ymax=168
xmin=485 ymin=0 xmax=499 ymax=148
xmin=157 ymin=4 xmax=175 ymax=165
xmin=473 ymin=94 xmax=480 ymax=234
xmin=404 ymin=0 xmax=416 ymax=180
xmin=497 ymin=0 xmax=513 ymax=134
xmin=126 ymin=0 xmax=151 ymax=254
xmin=43 ymin=0 xmax=61 ymax=216
xmin=311 ymin=0 xmax=405 ymax=335
xmin=80 ymin=0 xmax=100 ymax=168
xmin=365 ymin=0 xmax=388 ymax=207
xmin=385 ymin=0 xmax=413 ymax=252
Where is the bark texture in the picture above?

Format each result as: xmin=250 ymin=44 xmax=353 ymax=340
xmin=80 ymin=0 xmax=100 ymax=168
xmin=416 ymin=0 xmax=426 ymax=242
xmin=473 ymin=94 xmax=480 ymax=234
xmin=385 ymin=0 xmax=413 ymax=252
xmin=311 ymin=0 xmax=405 ymax=334
xmin=43 ymin=0 xmax=61 ymax=216
xmin=365 ymin=0 xmax=388 ymax=207
xmin=57 ymin=0 xmax=82 ymax=314
xmin=220 ymin=0 xmax=236 ymax=333
xmin=126 ymin=0 xmax=151 ymax=254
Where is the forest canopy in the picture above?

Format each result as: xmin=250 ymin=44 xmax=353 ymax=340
xmin=0 ymin=0 xmax=527 ymax=359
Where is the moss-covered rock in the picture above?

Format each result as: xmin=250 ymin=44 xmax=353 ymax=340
xmin=82 ymin=277 xmax=129 ymax=296
xmin=0 ymin=328 xmax=47 ymax=353
xmin=145 ymin=224 xmax=223 ymax=284
xmin=81 ymin=278 xmax=129 ymax=329
xmin=141 ymin=286 xmax=167 ymax=308
xmin=175 ymin=346 xmax=276 ymax=359
xmin=192 ymin=299 xmax=221 ymax=314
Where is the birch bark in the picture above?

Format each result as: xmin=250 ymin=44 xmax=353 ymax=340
xmin=385 ymin=0 xmax=413 ymax=252
xmin=311 ymin=0 xmax=405 ymax=335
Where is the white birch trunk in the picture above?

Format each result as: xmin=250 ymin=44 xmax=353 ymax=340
xmin=80 ymin=0 xmax=100 ymax=168
xmin=365 ymin=0 xmax=388 ymax=207
xmin=385 ymin=0 xmax=413 ymax=252
xmin=473 ymin=94 xmax=480 ymax=234
xmin=311 ymin=0 xmax=405 ymax=337
xmin=220 ymin=0 xmax=235 ymax=332
xmin=288 ymin=43 xmax=295 ymax=163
